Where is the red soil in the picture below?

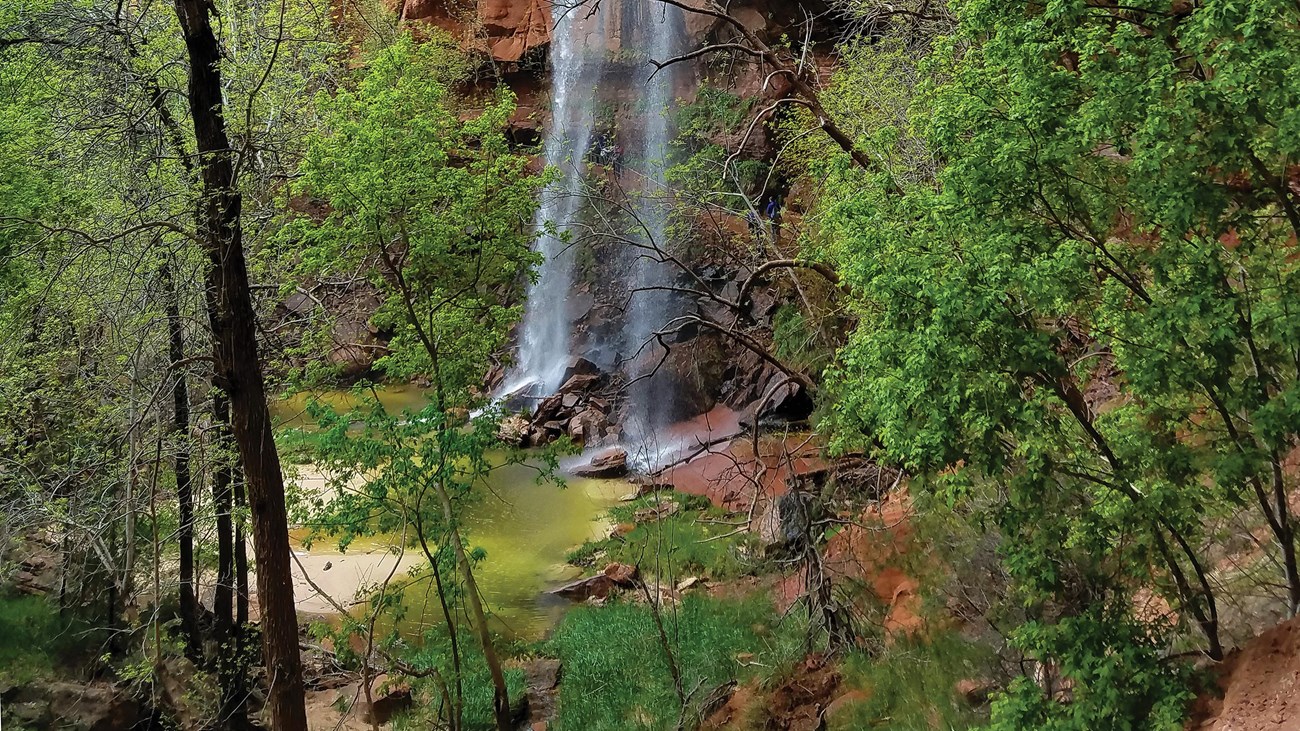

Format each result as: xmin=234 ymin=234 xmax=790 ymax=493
xmin=1188 ymin=616 xmax=1300 ymax=731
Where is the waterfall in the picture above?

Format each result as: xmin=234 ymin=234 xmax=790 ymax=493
xmin=621 ymin=1 xmax=686 ymax=463
xmin=509 ymin=0 xmax=690 ymax=464
xmin=509 ymin=1 xmax=608 ymax=396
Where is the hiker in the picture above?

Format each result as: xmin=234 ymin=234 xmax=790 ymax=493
xmin=765 ymin=198 xmax=782 ymax=238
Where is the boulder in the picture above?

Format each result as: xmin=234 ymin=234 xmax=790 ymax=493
xmin=550 ymin=563 xmax=639 ymax=602
xmin=568 ymin=408 xmax=609 ymax=447
xmin=497 ymin=415 xmax=531 ymax=447
xmin=573 ymin=449 xmax=628 ymax=478
xmin=567 ymin=419 xmax=586 ymax=444
xmin=363 ymin=673 xmax=413 ymax=725
xmin=39 ymin=682 xmax=142 ymax=731
xmin=559 ymin=373 xmax=600 ymax=394
xmin=533 ymin=394 xmax=564 ymax=423
xmin=602 ymin=562 xmax=639 ymax=585
xmin=549 ymin=574 xmax=616 ymax=601
xmin=560 ymin=356 xmax=599 ymax=384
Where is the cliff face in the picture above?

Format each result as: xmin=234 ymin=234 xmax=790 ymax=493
xmin=403 ymin=0 xmax=552 ymax=62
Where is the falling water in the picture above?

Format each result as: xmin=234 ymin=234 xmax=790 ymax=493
xmin=621 ymin=1 xmax=687 ymax=464
xmin=509 ymin=1 xmax=692 ymax=466
xmin=509 ymin=2 xmax=608 ymax=396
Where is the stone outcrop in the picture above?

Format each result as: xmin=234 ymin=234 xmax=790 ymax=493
xmin=517 ymin=358 xmax=617 ymax=448
xmin=402 ymin=0 xmax=552 ymax=62
xmin=572 ymin=448 xmax=627 ymax=479
xmin=2 ymin=681 xmax=146 ymax=731
xmin=549 ymin=562 xmax=639 ymax=601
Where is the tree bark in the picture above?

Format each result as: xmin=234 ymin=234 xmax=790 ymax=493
xmin=171 ymin=1 xmax=307 ymax=728
xmin=161 ymin=262 xmax=201 ymax=660
xmin=210 ymin=394 xmax=247 ymax=727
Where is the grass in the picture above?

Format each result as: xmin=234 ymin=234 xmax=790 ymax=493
xmin=567 ymin=493 xmax=759 ymax=582
xmin=390 ymin=631 xmax=528 ymax=731
xmin=0 ymin=592 xmax=72 ymax=686
xmin=546 ymin=594 xmax=805 ymax=731
xmin=830 ymin=631 xmax=993 ymax=731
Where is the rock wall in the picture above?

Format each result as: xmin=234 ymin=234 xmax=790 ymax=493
xmin=402 ymin=0 xmax=552 ymax=62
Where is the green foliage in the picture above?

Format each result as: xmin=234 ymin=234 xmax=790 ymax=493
xmin=984 ymin=608 xmax=1191 ymax=731
xmin=0 ymin=593 xmax=78 ymax=685
xmin=815 ymin=0 xmax=1300 ymax=727
xmin=282 ymin=34 xmax=559 ymax=728
xmin=669 ymin=85 xmax=769 ymax=204
xmin=284 ymin=32 xmax=545 ymax=393
xmin=833 ymin=631 xmax=991 ymax=730
xmin=392 ymin=632 xmax=527 ymax=731
xmin=548 ymin=595 xmax=803 ymax=731
xmin=567 ymin=493 xmax=756 ymax=581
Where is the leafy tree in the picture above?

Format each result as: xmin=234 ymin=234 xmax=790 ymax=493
xmin=281 ymin=34 xmax=549 ymax=731
xmin=817 ymin=0 xmax=1300 ymax=726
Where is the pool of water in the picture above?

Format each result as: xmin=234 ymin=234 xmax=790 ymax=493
xmin=271 ymin=384 xmax=434 ymax=431
xmin=274 ymin=387 xmax=628 ymax=641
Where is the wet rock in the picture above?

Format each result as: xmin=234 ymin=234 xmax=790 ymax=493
xmin=559 ymin=373 xmax=600 ymax=394
xmin=550 ymin=574 xmax=616 ymax=601
xmin=628 ymin=474 xmax=674 ymax=497
xmin=561 ymin=393 xmax=580 ymax=410
xmin=569 ymin=408 xmax=609 ymax=447
xmin=363 ymin=673 xmax=413 ymax=725
xmin=757 ymin=379 xmax=815 ymax=423
xmin=549 ymin=563 xmax=638 ymax=602
xmin=533 ymin=394 xmax=563 ymax=423
xmin=498 ymin=415 xmax=531 ymax=447
xmin=560 ymin=356 xmax=599 ymax=384
xmin=568 ymin=419 xmax=586 ymax=444
xmin=573 ymin=449 xmax=627 ymax=478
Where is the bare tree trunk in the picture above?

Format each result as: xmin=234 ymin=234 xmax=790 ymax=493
xmin=210 ymin=394 xmax=247 ymax=727
xmin=171 ymin=1 xmax=306 ymax=728
xmin=161 ymin=262 xmax=201 ymax=659
xmin=234 ymin=467 xmax=250 ymax=628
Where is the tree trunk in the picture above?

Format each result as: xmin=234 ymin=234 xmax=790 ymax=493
xmin=171 ymin=1 xmax=307 ymax=729
xmin=161 ymin=263 xmax=201 ymax=659
xmin=235 ymin=468 xmax=250 ymax=628
xmin=211 ymin=394 xmax=246 ymax=727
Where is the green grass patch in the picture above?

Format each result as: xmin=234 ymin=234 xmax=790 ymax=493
xmin=391 ymin=633 xmax=527 ymax=731
xmin=0 ymin=592 xmax=74 ymax=685
xmin=830 ymin=631 xmax=992 ymax=731
xmin=568 ymin=493 xmax=758 ymax=581
xmin=547 ymin=594 xmax=804 ymax=731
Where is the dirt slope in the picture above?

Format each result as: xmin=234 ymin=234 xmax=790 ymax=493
xmin=1189 ymin=616 xmax=1300 ymax=730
